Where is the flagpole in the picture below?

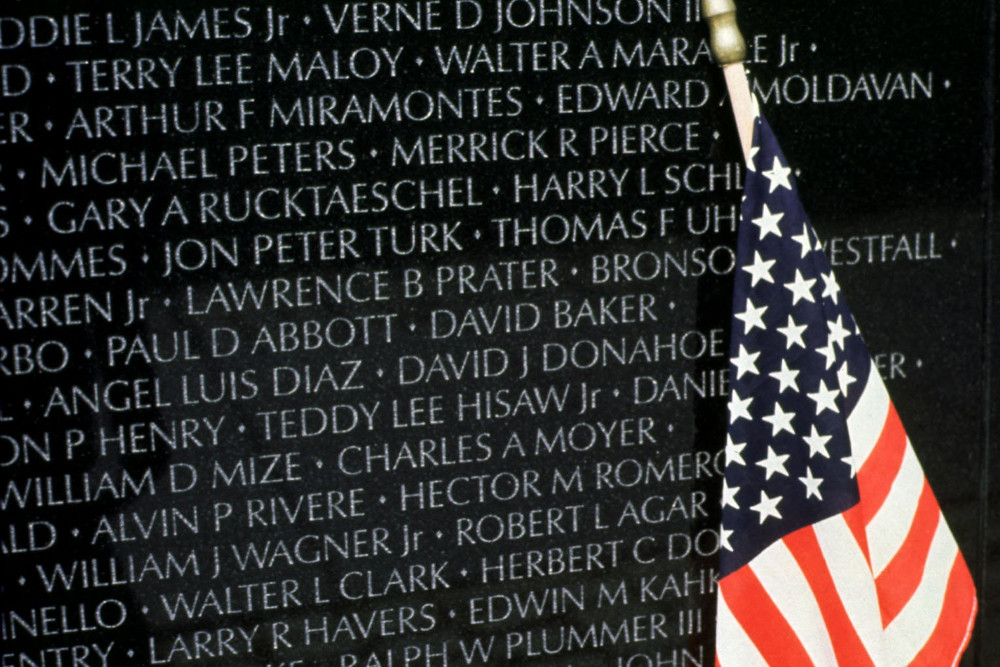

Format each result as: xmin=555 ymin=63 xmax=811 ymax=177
xmin=702 ymin=0 xmax=755 ymax=166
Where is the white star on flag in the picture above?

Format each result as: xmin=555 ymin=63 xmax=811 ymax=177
xmin=768 ymin=359 xmax=799 ymax=393
xmin=841 ymin=454 xmax=857 ymax=477
xmin=827 ymin=315 xmax=852 ymax=350
xmin=756 ymin=446 xmax=790 ymax=480
xmin=837 ymin=362 xmax=856 ymax=395
xmin=802 ymin=425 xmax=832 ymax=458
xmin=728 ymin=393 xmax=753 ymax=423
xmin=762 ymin=157 xmax=793 ymax=192
xmin=816 ymin=339 xmax=837 ymax=369
xmin=743 ymin=251 xmax=776 ymax=286
xmin=776 ymin=314 xmax=807 ymax=348
xmin=807 ymin=379 xmax=840 ymax=415
xmin=750 ymin=490 xmax=782 ymax=524
xmin=798 ymin=467 xmax=823 ymax=500
xmin=821 ymin=271 xmax=841 ymax=303
xmin=735 ymin=299 xmax=768 ymax=332
xmin=725 ymin=436 xmax=747 ymax=466
xmin=784 ymin=269 xmax=816 ymax=305
xmin=751 ymin=204 xmax=784 ymax=238
xmin=762 ymin=403 xmax=796 ymax=436
xmin=732 ymin=344 xmax=760 ymax=379
xmin=790 ymin=227 xmax=812 ymax=258
xmin=722 ymin=481 xmax=741 ymax=509
xmin=720 ymin=527 xmax=734 ymax=552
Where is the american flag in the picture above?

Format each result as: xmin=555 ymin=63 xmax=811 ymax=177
xmin=715 ymin=114 xmax=977 ymax=666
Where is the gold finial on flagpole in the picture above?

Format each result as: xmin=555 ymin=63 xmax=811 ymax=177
xmin=701 ymin=0 xmax=747 ymax=66
xmin=701 ymin=0 xmax=754 ymax=165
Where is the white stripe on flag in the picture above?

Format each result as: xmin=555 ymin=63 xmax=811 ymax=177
xmin=813 ymin=514 xmax=886 ymax=664
xmin=847 ymin=369 xmax=890 ymax=470
xmin=884 ymin=518 xmax=959 ymax=665
xmin=867 ymin=440 xmax=925 ymax=576
xmin=716 ymin=588 xmax=771 ymax=667
xmin=750 ymin=540 xmax=839 ymax=666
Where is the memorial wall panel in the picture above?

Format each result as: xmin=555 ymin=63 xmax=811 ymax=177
xmin=0 ymin=1 xmax=993 ymax=665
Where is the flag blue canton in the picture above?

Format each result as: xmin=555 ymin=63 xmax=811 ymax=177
xmin=719 ymin=116 xmax=874 ymax=577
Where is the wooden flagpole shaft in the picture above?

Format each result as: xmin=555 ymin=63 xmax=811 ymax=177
xmin=702 ymin=0 xmax=755 ymax=165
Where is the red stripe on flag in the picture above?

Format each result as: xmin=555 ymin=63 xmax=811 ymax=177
xmin=785 ymin=526 xmax=876 ymax=666
xmin=720 ymin=567 xmax=814 ymax=666
xmin=875 ymin=480 xmax=940 ymax=625
xmin=857 ymin=403 xmax=907 ymax=524
xmin=842 ymin=504 xmax=871 ymax=565
xmin=908 ymin=554 xmax=978 ymax=667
